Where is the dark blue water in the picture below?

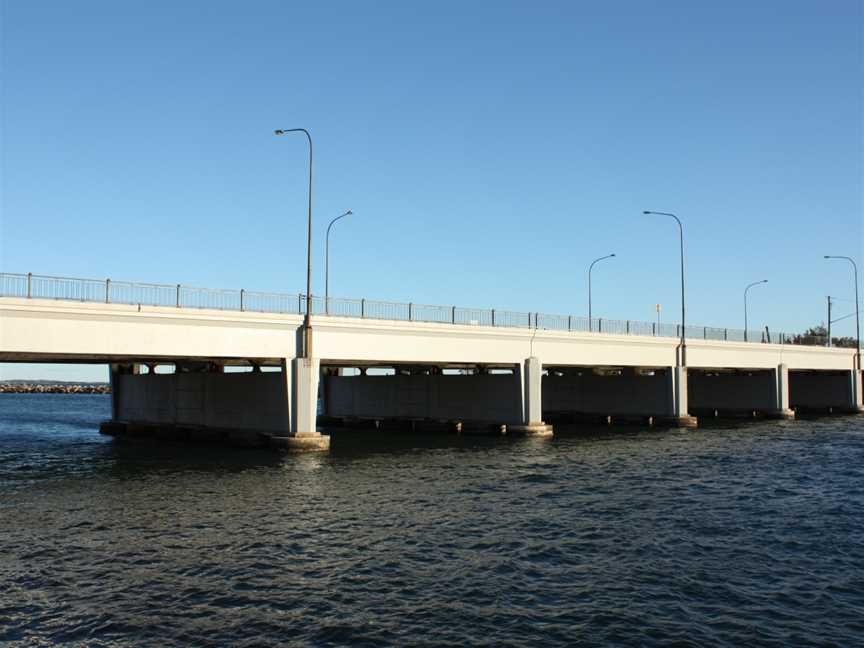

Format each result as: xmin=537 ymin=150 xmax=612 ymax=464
xmin=2 ymin=394 xmax=863 ymax=646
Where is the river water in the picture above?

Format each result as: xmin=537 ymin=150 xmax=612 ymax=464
xmin=1 ymin=394 xmax=863 ymax=646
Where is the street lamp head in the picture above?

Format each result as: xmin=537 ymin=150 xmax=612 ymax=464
xmin=610 ymin=253 xmax=616 ymax=257
xmin=642 ymin=210 xmax=651 ymax=214
xmin=274 ymin=129 xmax=285 ymax=135
xmin=824 ymin=255 xmax=830 ymax=259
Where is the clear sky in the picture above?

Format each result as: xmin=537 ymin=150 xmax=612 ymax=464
xmin=0 ymin=0 xmax=862 ymax=381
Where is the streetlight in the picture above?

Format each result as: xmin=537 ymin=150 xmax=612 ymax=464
xmin=325 ymin=209 xmax=354 ymax=314
xmin=824 ymin=255 xmax=860 ymax=370
xmin=643 ymin=210 xmax=686 ymax=366
xmin=588 ymin=253 xmax=615 ymax=331
xmin=274 ymin=128 xmax=314 ymax=358
xmin=744 ymin=279 xmax=768 ymax=342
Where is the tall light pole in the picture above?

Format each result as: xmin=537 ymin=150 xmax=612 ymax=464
xmin=643 ymin=210 xmax=686 ymax=366
xmin=325 ymin=209 xmax=353 ymax=314
xmin=744 ymin=279 xmax=768 ymax=342
xmin=824 ymin=255 xmax=860 ymax=370
xmin=588 ymin=253 xmax=615 ymax=332
xmin=275 ymin=128 xmax=314 ymax=358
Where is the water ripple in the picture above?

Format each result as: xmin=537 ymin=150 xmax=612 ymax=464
xmin=1 ymin=395 xmax=863 ymax=645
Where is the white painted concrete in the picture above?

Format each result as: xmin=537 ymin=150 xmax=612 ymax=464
xmin=292 ymin=357 xmax=320 ymax=437
xmin=671 ymin=367 xmax=688 ymax=418
xmin=852 ymin=369 xmax=864 ymax=411
xmin=776 ymin=364 xmax=791 ymax=413
xmin=523 ymin=357 xmax=543 ymax=425
xmin=1 ymin=297 xmax=857 ymax=371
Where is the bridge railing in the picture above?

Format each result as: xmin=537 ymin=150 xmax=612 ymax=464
xmin=0 ymin=271 xmax=839 ymax=348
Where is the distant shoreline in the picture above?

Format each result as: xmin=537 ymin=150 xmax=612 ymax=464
xmin=0 ymin=382 xmax=110 ymax=394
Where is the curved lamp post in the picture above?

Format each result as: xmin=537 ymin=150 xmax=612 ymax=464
xmin=274 ymin=128 xmax=314 ymax=358
xmin=588 ymin=253 xmax=615 ymax=332
xmin=744 ymin=279 xmax=768 ymax=342
xmin=643 ymin=210 xmax=686 ymax=366
xmin=824 ymin=255 xmax=860 ymax=370
xmin=325 ymin=210 xmax=354 ymax=314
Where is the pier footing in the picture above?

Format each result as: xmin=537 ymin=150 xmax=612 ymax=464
xmin=508 ymin=423 xmax=554 ymax=436
xmin=270 ymin=433 xmax=331 ymax=452
xmin=667 ymin=415 xmax=699 ymax=428
xmin=767 ymin=408 xmax=796 ymax=420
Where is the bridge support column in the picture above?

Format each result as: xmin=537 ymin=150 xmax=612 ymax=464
xmin=850 ymin=368 xmax=864 ymax=413
xmin=669 ymin=366 xmax=697 ymax=427
xmin=271 ymin=357 xmax=330 ymax=451
xmin=511 ymin=356 xmax=553 ymax=436
xmin=768 ymin=363 xmax=795 ymax=419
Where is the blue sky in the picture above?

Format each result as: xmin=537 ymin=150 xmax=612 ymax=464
xmin=1 ymin=0 xmax=861 ymax=381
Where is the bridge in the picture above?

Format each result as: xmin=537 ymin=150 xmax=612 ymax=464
xmin=1 ymin=272 xmax=862 ymax=451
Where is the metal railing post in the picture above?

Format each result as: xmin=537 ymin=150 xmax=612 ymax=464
xmin=240 ymin=289 xmax=245 ymax=312
xmin=724 ymin=328 xmax=728 ymax=341
xmin=451 ymin=306 xmax=456 ymax=324
xmin=105 ymin=278 xmax=110 ymax=304
xmin=599 ymin=318 xmax=602 ymax=333
xmin=568 ymin=315 xmax=572 ymax=331
xmin=492 ymin=309 xmax=496 ymax=327
xmin=298 ymin=293 xmax=302 ymax=314
xmin=652 ymin=322 xmax=656 ymax=336
xmin=361 ymin=298 xmax=366 ymax=318
xmin=27 ymin=272 xmax=32 ymax=298
xmin=703 ymin=326 xmax=707 ymax=340
xmin=409 ymin=302 xmax=413 ymax=321
xmin=626 ymin=320 xmax=630 ymax=335
xmin=176 ymin=284 xmax=181 ymax=308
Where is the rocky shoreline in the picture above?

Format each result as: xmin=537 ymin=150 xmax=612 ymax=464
xmin=0 ymin=383 xmax=111 ymax=394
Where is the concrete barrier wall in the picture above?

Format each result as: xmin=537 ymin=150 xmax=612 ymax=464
xmin=116 ymin=372 xmax=288 ymax=431
xmin=541 ymin=370 xmax=670 ymax=416
xmin=324 ymin=374 xmax=522 ymax=422
xmin=789 ymin=371 xmax=851 ymax=409
xmin=688 ymin=371 xmax=776 ymax=412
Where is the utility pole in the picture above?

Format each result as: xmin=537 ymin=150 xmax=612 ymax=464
xmin=827 ymin=296 xmax=832 ymax=347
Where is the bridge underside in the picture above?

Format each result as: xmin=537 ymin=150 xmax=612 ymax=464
xmin=4 ymin=355 xmax=863 ymax=451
